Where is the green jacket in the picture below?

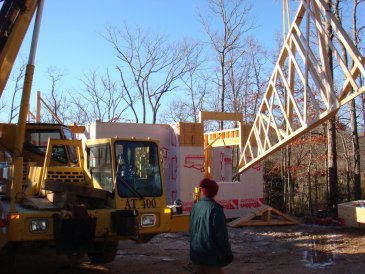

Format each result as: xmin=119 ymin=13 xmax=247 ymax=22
xmin=189 ymin=197 xmax=233 ymax=267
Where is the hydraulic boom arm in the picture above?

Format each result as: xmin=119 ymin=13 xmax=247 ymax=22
xmin=0 ymin=0 xmax=38 ymax=97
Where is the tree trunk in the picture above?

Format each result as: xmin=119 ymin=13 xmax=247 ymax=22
xmin=307 ymin=132 xmax=313 ymax=216
xmin=339 ymin=132 xmax=352 ymax=201
xmin=220 ymin=54 xmax=225 ymax=130
xmin=334 ymin=0 xmax=362 ymax=200
xmin=314 ymin=173 xmax=319 ymax=212
xmin=362 ymin=92 xmax=365 ymax=136
xmin=327 ymin=117 xmax=338 ymax=218
xmin=288 ymin=148 xmax=295 ymax=214
xmin=281 ymin=148 xmax=288 ymax=211
xmin=351 ymin=0 xmax=362 ymax=200
xmin=326 ymin=0 xmax=339 ymax=219
xmin=351 ymin=102 xmax=361 ymax=199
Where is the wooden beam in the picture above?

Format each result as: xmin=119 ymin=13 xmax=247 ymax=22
xmin=199 ymin=111 xmax=243 ymax=123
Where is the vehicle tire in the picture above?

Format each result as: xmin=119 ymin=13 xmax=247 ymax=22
xmin=88 ymin=240 xmax=118 ymax=264
xmin=0 ymin=244 xmax=17 ymax=273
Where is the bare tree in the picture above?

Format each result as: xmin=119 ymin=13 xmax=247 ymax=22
xmin=7 ymin=60 xmax=25 ymax=122
xmin=77 ymin=69 xmax=128 ymax=123
xmin=105 ymin=24 xmax=199 ymax=124
xmin=69 ymin=97 xmax=92 ymax=125
xmin=333 ymin=0 xmax=362 ymax=200
xmin=198 ymin=0 xmax=254 ymax=129
xmin=349 ymin=0 xmax=363 ymax=199
xmin=338 ymin=130 xmax=353 ymax=201
xmin=223 ymin=35 xmax=269 ymax=181
xmin=159 ymin=98 xmax=192 ymax=123
xmin=41 ymin=67 xmax=70 ymax=123
xmin=0 ymin=97 xmax=6 ymax=119
xmin=226 ymin=36 xmax=268 ymax=124
xmin=226 ymin=41 xmax=250 ymax=119
xmin=326 ymin=0 xmax=339 ymax=218
xmin=160 ymin=53 xmax=208 ymax=123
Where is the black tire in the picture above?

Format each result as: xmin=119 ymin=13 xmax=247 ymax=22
xmin=88 ymin=240 xmax=118 ymax=264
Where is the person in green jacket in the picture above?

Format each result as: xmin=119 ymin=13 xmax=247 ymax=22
xmin=189 ymin=178 xmax=233 ymax=274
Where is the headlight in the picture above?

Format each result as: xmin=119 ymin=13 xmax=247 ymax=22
xmin=0 ymin=184 xmax=6 ymax=194
xmin=30 ymin=219 xmax=48 ymax=233
xmin=140 ymin=214 xmax=156 ymax=227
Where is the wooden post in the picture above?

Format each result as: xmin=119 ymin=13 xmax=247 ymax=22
xmin=36 ymin=91 xmax=41 ymax=122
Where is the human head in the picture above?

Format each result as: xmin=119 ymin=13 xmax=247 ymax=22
xmin=199 ymin=177 xmax=219 ymax=198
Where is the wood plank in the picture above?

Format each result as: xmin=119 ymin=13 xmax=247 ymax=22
xmin=227 ymin=205 xmax=298 ymax=227
xmin=242 ymin=220 xmax=297 ymax=226
xmin=199 ymin=111 xmax=243 ymax=123
xmin=227 ymin=205 xmax=269 ymax=227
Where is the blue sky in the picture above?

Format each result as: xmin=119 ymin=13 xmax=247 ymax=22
xmin=3 ymin=0 xmax=289 ymax=122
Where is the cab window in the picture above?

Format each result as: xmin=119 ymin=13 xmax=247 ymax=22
xmin=24 ymin=130 xmax=67 ymax=163
xmin=87 ymin=144 xmax=113 ymax=193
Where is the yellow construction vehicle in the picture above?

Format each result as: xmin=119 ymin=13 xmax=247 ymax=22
xmin=0 ymin=2 xmax=188 ymax=269
xmin=1 ymin=128 xmax=185 ymax=267
xmin=2 ymin=136 xmax=179 ymax=264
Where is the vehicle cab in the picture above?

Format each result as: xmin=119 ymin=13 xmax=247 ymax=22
xmin=84 ymin=137 xmax=173 ymax=241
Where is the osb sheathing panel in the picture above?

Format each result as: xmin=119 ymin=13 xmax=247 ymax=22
xmin=241 ymin=124 xmax=252 ymax=143
xmin=175 ymin=122 xmax=204 ymax=146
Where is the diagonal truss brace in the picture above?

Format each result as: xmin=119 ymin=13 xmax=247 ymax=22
xmin=239 ymin=0 xmax=365 ymax=173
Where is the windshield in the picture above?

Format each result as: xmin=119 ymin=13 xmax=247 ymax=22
xmin=62 ymin=127 xmax=78 ymax=164
xmin=115 ymin=141 xmax=162 ymax=198
xmin=25 ymin=129 xmax=67 ymax=163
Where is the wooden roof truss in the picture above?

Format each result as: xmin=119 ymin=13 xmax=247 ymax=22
xmin=239 ymin=0 xmax=365 ymax=173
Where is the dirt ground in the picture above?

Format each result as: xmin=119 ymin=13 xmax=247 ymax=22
xmin=9 ymin=224 xmax=365 ymax=274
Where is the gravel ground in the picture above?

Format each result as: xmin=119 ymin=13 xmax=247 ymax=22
xmin=8 ymin=224 xmax=365 ymax=274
